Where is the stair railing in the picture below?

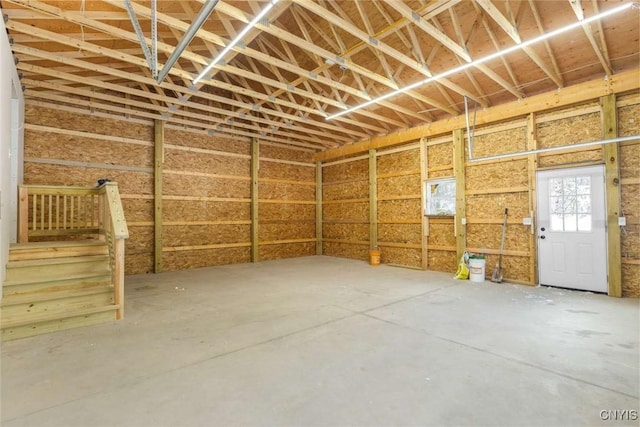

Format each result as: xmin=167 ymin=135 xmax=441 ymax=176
xmin=17 ymin=183 xmax=129 ymax=319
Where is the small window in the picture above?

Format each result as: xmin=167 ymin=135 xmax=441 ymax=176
xmin=425 ymin=178 xmax=456 ymax=216
xmin=549 ymin=175 xmax=592 ymax=232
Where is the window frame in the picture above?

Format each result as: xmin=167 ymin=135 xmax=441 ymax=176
xmin=424 ymin=178 xmax=456 ymax=216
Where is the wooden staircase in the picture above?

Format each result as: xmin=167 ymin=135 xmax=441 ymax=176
xmin=1 ymin=241 xmax=119 ymax=340
xmin=1 ymin=184 xmax=128 ymax=340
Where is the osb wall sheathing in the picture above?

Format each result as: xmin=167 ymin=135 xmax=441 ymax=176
xmin=536 ymin=104 xmax=602 ymax=167
xmin=323 ymin=158 xmax=369 ymax=261
xmin=377 ymin=147 xmax=421 ymax=268
xmin=163 ymin=127 xmax=251 ymax=271
xmin=426 ymin=137 xmax=455 ymax=271
xmin=23 ymin=105 xmax=155 ymax=274
xmin=618 ymin=94 xmax=640 ymax=297
xmin=258 ymin=143 xmax=316 ymax=260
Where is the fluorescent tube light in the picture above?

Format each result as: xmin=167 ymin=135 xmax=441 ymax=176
xmin=193 ymin=0 xmax=280 ymax=84
xmin=326 ymin=1 xmax=636 ymax=121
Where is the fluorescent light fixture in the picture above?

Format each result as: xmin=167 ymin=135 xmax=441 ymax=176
xmin=326 ymin=1 xmax=636 ymax=121
xmin=193 ymin=0 xmax=280 ymax=84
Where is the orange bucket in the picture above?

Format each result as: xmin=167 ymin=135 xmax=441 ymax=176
xmin=369 ymin=249 xmax=381 ymax=266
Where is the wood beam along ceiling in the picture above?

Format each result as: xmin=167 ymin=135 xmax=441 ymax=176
xmin=3 ymin=0 xmax=637 ymax=151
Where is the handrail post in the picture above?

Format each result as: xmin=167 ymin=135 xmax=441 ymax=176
xmin=113 ymin=238 xmax=125 ymax=319
xmin=17 ymin=186 xmax=29 ymax=243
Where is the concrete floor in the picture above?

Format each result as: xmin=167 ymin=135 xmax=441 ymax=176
xmin=1 ymin=256 xmax=639 ymax=426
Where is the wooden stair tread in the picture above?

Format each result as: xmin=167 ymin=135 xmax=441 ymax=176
xmin=10 ymin=241 xmax=107 ymax=249
xmin=1 ymin=304 xmax=120 ymax=329
xmin=1 ymin=285 xmax=114 ymax=306
xmin=3 ymin=273 xmax=112 ymax=288
xmin=7 ymin=254 xmax=109 ymax=268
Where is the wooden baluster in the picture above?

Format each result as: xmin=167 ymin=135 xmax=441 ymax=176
xmin=32 ymin=194 xmax=37 ymax=231
xmin=18 ymin=187 xmax=29 ymax=243
xmin=40 ymin=194 xmax=45 ymax=231
xmin=63 ymin=196 xmax=68 ymax=229
xmin=56 ymin=195 xmax=60 ymax=229
xmin=48 ymin=195 xmax=52 ymax=230
xmin=70 ymin=196 xmax=74 ymax=229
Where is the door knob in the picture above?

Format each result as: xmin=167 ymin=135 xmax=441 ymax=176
xmin=540 ymin=235 xmax=546 ymax=239
xmin=541 ymin=227 xmax=546 ymax=232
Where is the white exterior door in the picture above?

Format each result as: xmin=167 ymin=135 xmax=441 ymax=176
xmin=536 ymin=165 xmax=607 ymax=292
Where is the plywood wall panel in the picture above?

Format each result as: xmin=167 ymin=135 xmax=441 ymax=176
xmin=466 ymin=224 xmax=529 ymax=252
xmin=123 ymin=199 xmax=154 ymax=223
xmin=260 ymin=144 xmax=315 ymax=163
xmin=260 ymin=203 xmax=315 ymax=221
xmin=469 ymin=123 xmax=527 ymax=157
xmin=466 ymin=193 xmax=529 ymax=220
xmin=465 ymin=160 xmax=528 ymax=191
xmin=377 ymin=175 xmax=421 ymax=197
xmin=163 ymin=247 xmax=250 ymax=271
xmin=427 ymin=143 xmax=452 ymax=169
xmin=381 ymin=247 xmax=421 ymax=268
xmin=259 ymin=182 xmax=315 ymax=200
xmin=260 ymin=223 xmax=315 ymax=241
xmin=23 ymin=164 xmax=153 ymax=195
xmin=164 ymin=224 xmax=251 ymax=246
xmin=259 ymin=161 xmax=315 ymax=181
xmin=323 ymin=202 xmax=369 ymax=222
xmin=24 ymin=130 xmax=153 ymax=168
xmin=620 ymin=143 xmax=640 ymax=179
xmin=25 ymin=106 xmax=153 ymax=140
xmin=427 ymin=222 xmax=455 ymax=247
xmin=126 ymin=253 xmax=154 ymax=275
xmin=378 ymin=199 xmax=421 ymax=220
xmin=164 ymin=150 xmax=250 ymax=176
xmin=323 ymin=159 xmax=368 ymax=183
xmin=377 ymin=148 xmax=420 ymax=174
xmin=260 ymin=243 xmax=315 ymax=260
xmin=537 ymin=110 xmax=601 ymax=148
xmin=538 ymin=149 xmax=603 ymax=167
xmin=323 ymin=181 xmax=368 ymax=200
xmin=622 ymin=225 xmax=639 ymax=258
xmin=323 ymin=223 xmax=369 ymax=241
xmin=378 ymin=223 xmax=421 ymax=244
xmin=428 ymin=250 xmax=457 ymax=272
xmin=125 ymin=226 xmax=154 ymax=254
xmin=622 ymin=265 xmax=640 ymax=298
xmin=163 ymin=200 xmax=250 ymax=222
xmin=621 ymin=185 xmax=640 ymax=223
xmin=619 ymin=102 xmax=640 ymax=136
xmin=163 ymin=174 xmax=250 ymax=198
xmin=322 ymin=242 xmax=369 ymax=261
xmin=165 ymin=128 xmax=250 ymax=155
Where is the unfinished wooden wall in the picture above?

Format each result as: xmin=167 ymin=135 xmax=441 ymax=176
xmin=258 ymin=142 xmax=316 ymax=260
xmin=618 ymin=93 xmax=640 ymax=297
xmin=161 ymin=127 xmax=251 ymax=271
xmin=22 ymin=103 xmax=319 ymax=275
xmin=465 ymin=117 xmax=531 ymax=284
xmin=425 ymin=135 xmax=455 ymax=272
xmin=377 ymin=144 xmax=422 ymax=268
xmin=322 ymin=155 xmax=369 ymax=260
xmin=22 ymin=105 xmax=155 ymax=274
xmin=318 ymin=90 xmax=639 ymax=297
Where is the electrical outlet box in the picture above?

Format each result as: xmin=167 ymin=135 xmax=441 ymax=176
xmin=461 ymin=218 xmax=467 ymax=225
xmin=523 ymin=217 xmax=532 ymax=225
xmin=619 ymin=217 xmax=626 ymax=226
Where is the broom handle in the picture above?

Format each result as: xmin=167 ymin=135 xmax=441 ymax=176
xmin=498 ymin=208 xmax=508 ymax=267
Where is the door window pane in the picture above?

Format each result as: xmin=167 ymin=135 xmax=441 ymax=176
xmin=548 ymin=175 xmax=591 ymax=232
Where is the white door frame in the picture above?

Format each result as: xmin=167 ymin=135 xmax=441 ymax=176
xmin=536 ymin=164 xmax=608 ymax=293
